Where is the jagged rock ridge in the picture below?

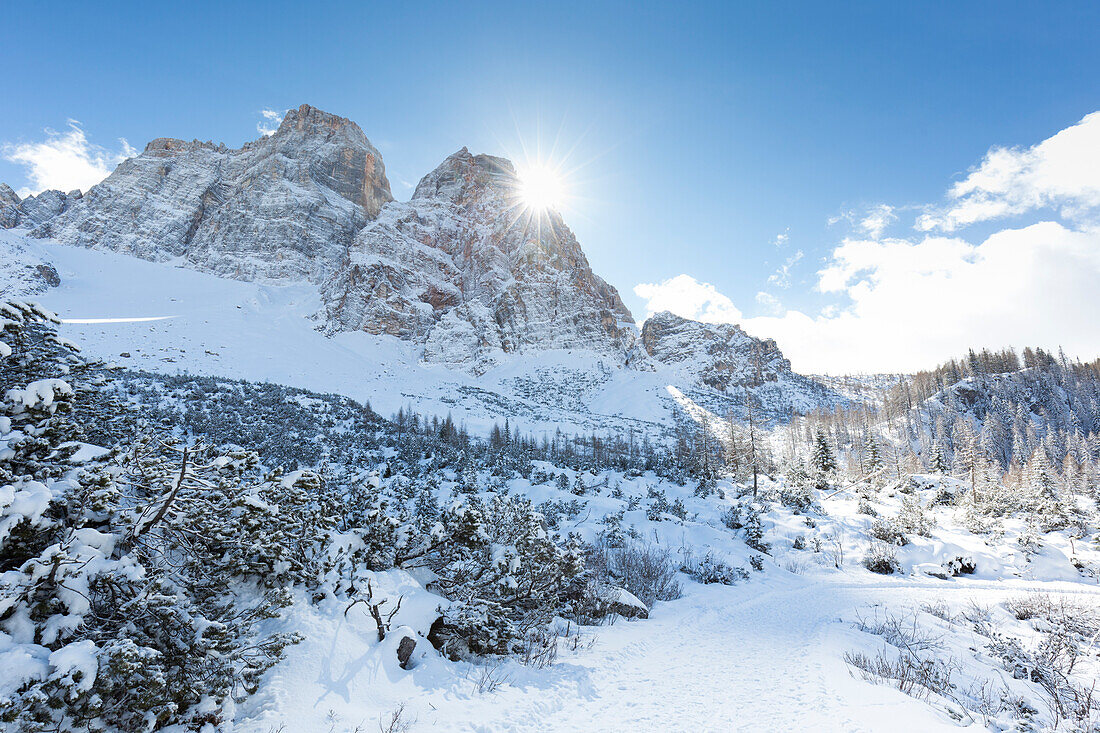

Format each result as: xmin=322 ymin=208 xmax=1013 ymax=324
xmin=1 ymin=185 xmax=83 ymax=230
xmin=640 ymin=311 xmax=791 ymax=391
xmin=27 ymin=104 xmax=392 ymax=283
xmin=322 ymin=148 xmax=635 ymax=369
xmin=639 ymin=310 xmax=845 ymax=418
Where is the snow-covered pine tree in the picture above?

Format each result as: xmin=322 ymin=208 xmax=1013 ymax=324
xmin=810 ymin=429 xmax=837 ymax=476
xmin=863 ymin=433 xmax=884 ymax=476
xmin=929 ymin=439 xmax=949 ymax=474
xmin=1024 ymin=447 xmax=1069 ymax=531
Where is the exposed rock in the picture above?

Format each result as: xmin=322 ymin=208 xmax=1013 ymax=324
xmin=0 ymin=233 xmax=61 ymax=297
xmin=641 ymin=311 xmax=790 ymax=391
xmin=396 ymin=634 xmax=417 ymax=669
xmin=322 ymin=148 xmax=635 ymax=370
xmin=0 ymin=184 xmax=20 ymax=228
xmin=33 ymin=104 xmax=392 ymax=284
xmin=34 ymin=264 xmax=60 ymax=288
xmin=1 ymin=188 xmax=81 ymax=230
xmin=598 ymin=585 xmax=649 ymax=619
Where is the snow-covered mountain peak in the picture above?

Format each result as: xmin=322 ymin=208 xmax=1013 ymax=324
xmin=0 ymin=108 xmax=840 ymax=415
xmin=24 ymin=103 xmax=391 ymax=284
xmin=412 ymin=146 xmax=518 ymax=204
xmin=640 ymin=310 xmax=790 ymax=390
xmin=321 ymin=144 xmax=636 ymax=370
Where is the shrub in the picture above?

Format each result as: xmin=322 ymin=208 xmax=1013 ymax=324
xmin=863 ymin=542 xmax=900 ymax=574
xmin=868 ymin=518 xmax=908 ymax=546
xmin=721 ymin=505 xmax=743 ymax=530
xmin=844 ymin=649 xmax=954 ymax=700
xmin=857 ymin=498 xmax=878 ymax=516
xmin=586 ymin=539 xmax=682 ymax=607
xmin=683 ymin=552 xmax=749 ymax=585
xmin=941 ymin=556 xmax=976 ymax=577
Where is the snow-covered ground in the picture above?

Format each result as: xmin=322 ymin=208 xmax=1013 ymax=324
xmin=0 ymin=230 xmax=708 ymax=441
xmin=223 ymin=461 xmax=1100 ymax=733
xmin=4 ymin=229 xmax=1098 ymax=732
xmin=243 ymin=574 xmax=1050 ymax=732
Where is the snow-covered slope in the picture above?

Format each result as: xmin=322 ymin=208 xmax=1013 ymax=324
xmin=0 ymin=229 xmax=840 ymax=437
xmin=0 ymin=232 xmax=702 ymax=438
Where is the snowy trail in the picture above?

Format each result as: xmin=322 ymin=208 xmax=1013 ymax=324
xmin=402 ymin=576 xmax=1100 ymax=732
xmin=232 ymin=567 xmax=1100 ymax=733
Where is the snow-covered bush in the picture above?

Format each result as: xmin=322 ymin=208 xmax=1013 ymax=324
xmin=941 ymin=555 xmax=976 ymax=576
xmin=585 ymin=539 xmax=682 ymax=608
xmin=683 ymin=552 xmax=749 ymax=585
xmin=720 ymin=504 xmax=742 ymax=530
xmin=862 ymin=542 xmax=900 ymax=574
xmin=868 ymin=518 xmax=908 ymax=546
xmin=416 ymin=495 xmax=585 ymax=659
xmin=895 ymin=495 xmax=935 ymax=537
xmin=767 ymin=480 xmax=814 ymax=512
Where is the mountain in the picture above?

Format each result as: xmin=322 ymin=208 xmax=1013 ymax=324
xmin=321 ymin=148 xmax=635 ymax=370
xmin=0 ymin=184 xmax=82 ymax=230
xmin=641 ymin=311 xmax=792 ymax=390
xmin=638 ymin=310 xmax=843 ymax=418
xmin=29 ymin=104 xmax=392 ymax=284
xmin=0 ymin=103 xmax=844 ymax=426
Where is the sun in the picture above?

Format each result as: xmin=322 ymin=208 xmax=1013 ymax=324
xmin=517 ymin=164 xmax=566 ymax=213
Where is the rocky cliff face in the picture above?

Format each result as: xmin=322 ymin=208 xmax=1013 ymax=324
xmin=0 ymin=184 xmax=21 ymax=228
xmin=31 ymin=104 xmax=392 ymax=283
xmin=321 ymin=148 xmax=635 ymax=369
xmin=0 ymin=185 xmax=82 ymax=230
xmin=640 ymin=311 xmax=791 ymax=390
xmin=639 ymin=310 xmax=845 ymax=419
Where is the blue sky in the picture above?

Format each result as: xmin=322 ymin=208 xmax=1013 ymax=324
xmin=3 ymin=1 xmax=1099 ymax=372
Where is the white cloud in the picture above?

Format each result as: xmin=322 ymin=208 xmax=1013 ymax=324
xmin=3 ymin=120 xmax=135 ymax=197
xmin=742 ymin=223 xmax=1100 ymax=373
xmin=858 ymin=204 xmax=896 ymax=239
xmin=917 ymin=111 xmax=1100 ymax=232
xmin=634 ymin=274 xmax=743 ymax=324
xmin=257 ymin=108 xmax=284 ymax=137
xmin=772 ymin=229 xmax=789 ymax=248
xmin=635 ymin=111 xmax=1100 ymax=374
xmin=767 ymin=249 xmax=803 ymax=289
xmin=754 ymin=291 xmax=783 ymax=315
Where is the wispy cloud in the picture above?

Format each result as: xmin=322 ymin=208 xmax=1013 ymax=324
xmin=767 ymin=249 xmax=803 ymax=289
xmin=754 ymin=291 xmax=783 ymax=315
xmin=917 ymin=111 xmax=1100 ymax=232
xmin=858 ymin=204 xmax=897 ymax=239
xmin=257 ymin=108 xmax=285 ymax=137
xmin=3 ymin=120 xmax=135 ymax=197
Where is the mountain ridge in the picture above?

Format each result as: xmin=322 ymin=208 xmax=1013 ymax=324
xmin=0 ymin=104 xmax=841 ymax=419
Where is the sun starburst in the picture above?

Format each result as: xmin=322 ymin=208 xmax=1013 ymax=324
xmin=516 ymin=163 xmax=567 ymax=213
